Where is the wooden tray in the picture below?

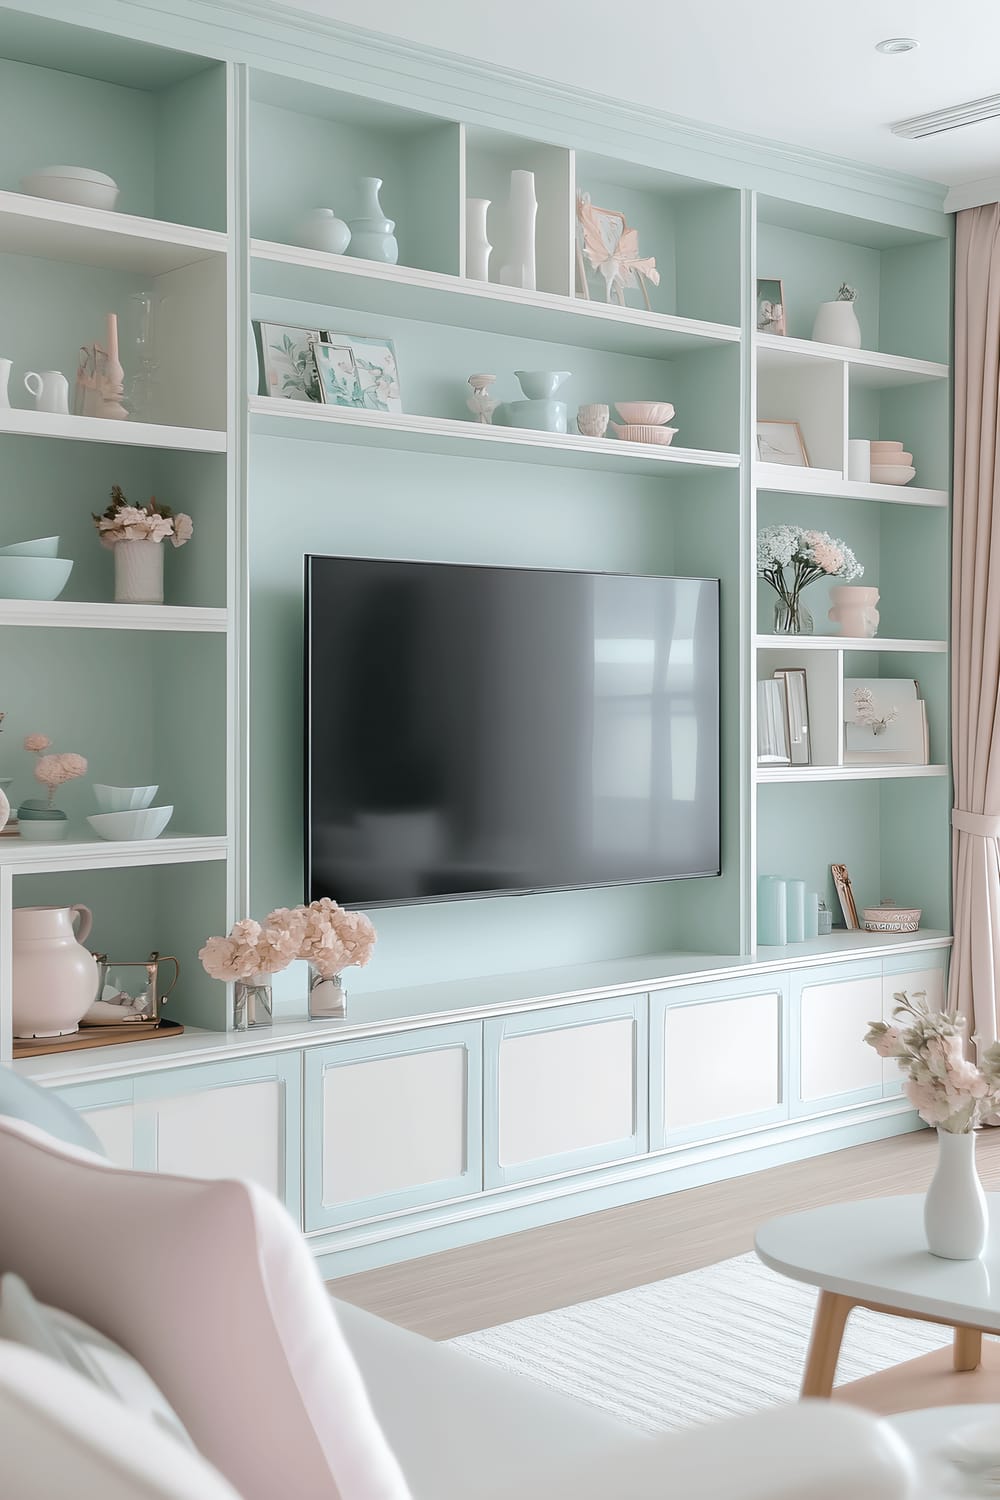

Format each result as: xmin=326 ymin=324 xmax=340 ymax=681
xmin=13 ymin=1019 xmax=184 ymax=1059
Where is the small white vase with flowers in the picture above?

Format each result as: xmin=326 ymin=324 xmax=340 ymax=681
xmin=866 ymin=991 xmax=1000 ymax=1260
xmin=93 ymin=485 xmax=193 ymax=605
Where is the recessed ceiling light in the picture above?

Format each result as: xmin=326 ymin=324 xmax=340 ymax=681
xmin=876 ymin=37 xmax=919 ymax=54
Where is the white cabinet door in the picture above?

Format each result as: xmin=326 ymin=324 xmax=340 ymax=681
xmin=881 ymin=957 xmax=948 ymax=1096
xmin=304 ymin=1022 xmax=483 ymax=1231
xmin=133 ymin=1056 xmax=302 ymax=1221
xmin=484 ymin=996 xmax=646 ymax=1188
xmin=651 ymin=979 xmax=784 ymax=1145
xmin=80 ymin=1102 xmax=136 ymax=1167
xmin=795 ymin=963 xmax=884 ymax=1108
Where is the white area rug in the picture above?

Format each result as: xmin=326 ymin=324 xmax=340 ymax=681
xmin=450 ymin=1252 xmax=949 ymax=1433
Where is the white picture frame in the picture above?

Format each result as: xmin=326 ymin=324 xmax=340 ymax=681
xmin=315 ymin=334 xmax=402 ymax=413
xmin=257 ymin=322 xmax=323 ymax=403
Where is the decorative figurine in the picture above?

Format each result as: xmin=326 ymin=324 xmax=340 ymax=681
xmin=467 ymin=373 xmax=498 ymax=424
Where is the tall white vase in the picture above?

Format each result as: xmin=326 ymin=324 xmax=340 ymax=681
xmin=499 ymin=170 xmax=537 ymax=291
xmin=465 ymin=197 xmax=492 ymax=281
xmin=924 ymin=1128 xmax=988 ymax=1260
xmin=114 ymin=540 xmax=164 ymax=604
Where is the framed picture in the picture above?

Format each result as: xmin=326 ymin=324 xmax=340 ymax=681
xmin=756 ymin=277 xmax=786 ymax=336
xmin=831 ymin=863 xmax=860 ymax=930
xmin=575 ymin=193 xmax=658 ymax=310
xmin=315 ymin=335 xmax=402 ymax=413
xmin=257 ymin=322 xmax=323 ymax=403
xmin=756 ymin=419 xmax=810 ymax=467
xmin=773 ymin=668 xmax=811 ymax=766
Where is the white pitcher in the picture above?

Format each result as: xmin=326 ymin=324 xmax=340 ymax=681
xmin=24 ymin=369 xmax=69 ymax=415
xmin=0 ymin=357 xmax=11 ymax=409
xmin=12 ymin=904 xmax=98 ymax=1038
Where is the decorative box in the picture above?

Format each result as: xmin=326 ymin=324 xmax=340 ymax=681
xmin=862 ymin=904 xmax=921 ymax=934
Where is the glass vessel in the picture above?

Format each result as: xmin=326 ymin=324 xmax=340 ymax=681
xmin=125 ymin=290 xmax=159 ymax=419
xmin=773 ymin=597 xmax=813 ymax=635
xmin=233 ymin=976 xmax=273 ymax=1031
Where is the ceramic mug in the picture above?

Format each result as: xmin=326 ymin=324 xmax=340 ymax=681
xmin=24 ymin=369 xmax=69 ymax=415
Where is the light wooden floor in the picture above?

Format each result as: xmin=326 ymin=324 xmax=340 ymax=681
xmin=333 ymin=1128 xmax=1000 ymax=1340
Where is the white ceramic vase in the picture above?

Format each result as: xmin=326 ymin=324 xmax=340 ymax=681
xmin=499 ymin=170 xmax=537 ymax=291
xmin=115 ymin=539 xmax=163 ymax=604
xmin=0 ymin=357 xmax=11 ymax=408
xmin=925 ymin=1128 xmax=988 ymax=1260
xmin=295 ymin=208 xmax=351 ymax=255
xmin=309 ymin=969 xmax=346 ymax=1019
xmin=12 ymin=904 xmax=97 ymax=1038
xmin=465 ymin=197 xmax=492 ymax=281
xmin=811 ymin=300 xmax=862 ymax=349
xmin=0 ymin=784 xmax=8 ymax=831
xmin=828 ymin=585 xmax=880 ymax=638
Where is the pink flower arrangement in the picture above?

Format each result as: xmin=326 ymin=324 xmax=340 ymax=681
xmin=24 ymin=732 xmax=87 ymax=807
xmin=865 ymin=991 xmax=1000 ymax=1132
xmin=200 ymin=900 xmax=375 ymax=985
xmin=92 ymin=485 xmax=193 ymax=549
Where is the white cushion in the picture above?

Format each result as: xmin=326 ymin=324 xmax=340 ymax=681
xmin=0 ymin=1342 xmax=243 ymax=1499
xmin=0 ymin=1116 xmax=410 ymax=1500
xmin=0 ymin=1272 xmax=192 ymax=1446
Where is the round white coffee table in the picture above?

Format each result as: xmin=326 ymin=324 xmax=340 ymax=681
xmin=755 ymin=1195 xmax=1000 ymax=1398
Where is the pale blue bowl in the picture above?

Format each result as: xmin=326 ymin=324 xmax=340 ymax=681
xmin=0 ymin=556 xmax=72 ymax=600
xmin=0 ymin=536 xmax=60 ymax=558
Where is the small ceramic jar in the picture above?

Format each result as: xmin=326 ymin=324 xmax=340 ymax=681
xmin=294 ymin=208 xmax=351 ymax=255
xmin=577 ymin=404 xmax=610 ymax=438
xmin=828 ymin=585 xmax=880 ymax=638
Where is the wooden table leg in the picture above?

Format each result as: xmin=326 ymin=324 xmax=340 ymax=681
xmin=954 ymin=1327 xmax=983 ymax=1372
xmin=801 ymin=1291 xmax=855 ymax=1398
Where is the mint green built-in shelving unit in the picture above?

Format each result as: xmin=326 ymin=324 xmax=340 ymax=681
xmin=0 ymin=0 xmax=954 ymax=1269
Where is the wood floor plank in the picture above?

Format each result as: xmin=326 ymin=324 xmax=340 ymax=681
xmin=331 ymin=1127 xmax=1000 ymax=1339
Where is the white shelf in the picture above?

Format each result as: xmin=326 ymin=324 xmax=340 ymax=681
xmin=0 ymin=600 xmax=227 ymax=632
xmin=756 ymin=763 xmax=949 ymax=783
xmin=755 ymin=463 xmax=948 ymax=508
xmin=755 ymin=634 xmax=947 ymax=653
xmin=756 ymin=333 xmax=949 ymax=387
xmin=0 ymin=409 xmax=226 ymax=453
xmin=0 ymin=833 xmax=229 ymax=872
xmin=249 ymin=398 xmax=738 ymax=477
xmin=251 ymin=240 xmax=740 ymax=359
xmin=0 ymin=190 xmax=227 ymax=275
xmin=16 ymin=929 xmax=953 ymax=1087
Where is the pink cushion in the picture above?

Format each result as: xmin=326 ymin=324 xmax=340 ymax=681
xmin=0 ymin=1117 xmax=411 ymax=1500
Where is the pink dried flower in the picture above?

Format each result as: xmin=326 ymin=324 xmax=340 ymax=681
xmin=199 ymin=935 xmax=260 ymax=983
xmin=255 ymin=906 xmax=308 ymax=974
xmin=298 ymin=898 xmax=376 ymax=979
xmin=34 ymin=751 xmax=87 ymax=808
xmin=23 ymin=733 xmax=50 ymax=752
xmin=171 ymin=513 xmax=194 ymax=547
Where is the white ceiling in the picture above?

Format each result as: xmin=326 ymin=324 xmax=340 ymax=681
xmin=269 ymin=0 xmax=1000 ymax=191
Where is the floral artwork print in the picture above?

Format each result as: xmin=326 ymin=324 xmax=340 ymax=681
xmin=258 ymin=323 xmax=323 ymax=402
xmin=315 ymin=335 xmax=402 ymax=414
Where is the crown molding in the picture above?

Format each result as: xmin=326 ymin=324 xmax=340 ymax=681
xmin=945 ymin=175 xmax=1000 ymax=214
xmin=13 ymin=0 xmax=950 ymax=226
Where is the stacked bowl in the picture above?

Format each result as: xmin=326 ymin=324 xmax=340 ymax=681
xmin=869 ymin=441 xmax=915 ymax=486
xmin=0 ymin=536 xmax=73 ymax=600
xmin=88 ymin=784 xmax=173 ymax=842
xmin=609 ymin=402 xmax=677 ymax=446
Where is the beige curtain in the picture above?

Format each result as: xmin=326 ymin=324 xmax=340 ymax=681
xmin=950 ymin=204 xmax=1000 ymax=1041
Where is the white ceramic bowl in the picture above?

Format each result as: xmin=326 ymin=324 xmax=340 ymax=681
xmin=614 ymin=401 xmax=675 ymax=426
xmin=610 ymin=423 xmax=678 ymax=445
xmin=87 ymin=805 xmax=173 ymax=842
xmin=869 ymin=464 xmax=915 ymax=485
xmin=0 ymin=536 xmax=60 ymax=558
xmin=20 ymin=166 xmax=119 ymax=212
xmin=0 ymin=556 xmax=73 ymax=600
xmin=93 ymin=784 xmax=159 ymax=813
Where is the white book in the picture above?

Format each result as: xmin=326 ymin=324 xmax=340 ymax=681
xmin=757 ymin=679 xmax=790 ymax=764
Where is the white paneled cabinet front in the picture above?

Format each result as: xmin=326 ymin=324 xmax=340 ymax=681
xmin=484 ymin=995 xmax=647 ymax=1188
xmin=792 ymin=960 xmax=884 ymax=1112
xmin=650 ymin=976 xmax=786 ymax=1148
xmin=881 ymin=952 xmax=949 ymax=1097
xmin=132 ymin=1055 xmax=302 ymax=1217
xmin=303 ymin=1022 xmax=483 ymax=1231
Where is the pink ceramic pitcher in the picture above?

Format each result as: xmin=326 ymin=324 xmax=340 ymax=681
xmin=12 ymin=905 xmax=98 ymax=1038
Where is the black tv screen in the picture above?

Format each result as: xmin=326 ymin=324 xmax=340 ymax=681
xmin=306 ymin=557 xmax=720 ymax=907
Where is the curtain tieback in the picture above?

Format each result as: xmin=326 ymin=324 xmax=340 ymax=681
xmin=952 ymin=808 xmax=1000 ymax=837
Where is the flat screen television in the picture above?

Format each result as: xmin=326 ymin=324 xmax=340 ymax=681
xmin=306 ymin=556 xmax=720 ymax=907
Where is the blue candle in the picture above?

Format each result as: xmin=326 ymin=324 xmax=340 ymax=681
xmin=758 ymin=875 xmax=787 ymax=946
xmin=786 ymin=880 xmax=806 ymax=943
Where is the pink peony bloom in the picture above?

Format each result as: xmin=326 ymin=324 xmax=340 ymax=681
xmin=199 ymin=935 xmax=260 ymax=983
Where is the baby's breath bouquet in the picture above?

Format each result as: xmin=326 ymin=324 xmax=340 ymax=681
xmin=757 ymin=524 xmax=862 ymax=634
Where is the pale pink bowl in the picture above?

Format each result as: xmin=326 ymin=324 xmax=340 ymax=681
xmin=610 ymin=423 xmax=678 ymax=445
xmin=614 ymin=401 xmax=675 ymax=426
